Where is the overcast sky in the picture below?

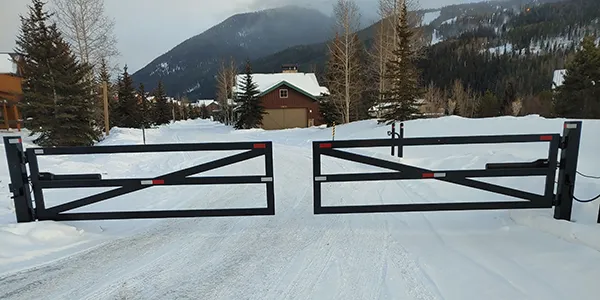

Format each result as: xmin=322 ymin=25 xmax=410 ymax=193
xmin=1 ymin=0 xmax=476 ymax=73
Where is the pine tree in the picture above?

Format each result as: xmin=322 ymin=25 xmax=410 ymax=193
xmin=318 ymin=93 xmax=342 ymax=127
xmin=477 ymin=90 xmax=500 ymax=117
xmin=138 ymin=83 xmax=152 ymax=128
xmin=16 ymin=0 xmax=100 ymax=146
xmin=113 ymin=65 xmax=141 ymax=128
xmin=152 ymin=80 xmax=171 ymax=125
xmin=234 ymin=60 xmax=265 ymax=129
xmin=554 ymin=35 xmax=600 ymax=118
xmin=379 ymin=1 xmax=422 ymax=124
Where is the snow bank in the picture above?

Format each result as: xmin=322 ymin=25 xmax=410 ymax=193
xmin=0 ymin=222 xmax=89 ymax=265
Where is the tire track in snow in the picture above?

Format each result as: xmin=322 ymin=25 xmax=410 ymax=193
xmin=399 ymin=181 xmax=533 ymax=298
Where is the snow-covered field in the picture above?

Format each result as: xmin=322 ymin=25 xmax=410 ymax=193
xmin=0 ymin=115 xmax=599 ymax=299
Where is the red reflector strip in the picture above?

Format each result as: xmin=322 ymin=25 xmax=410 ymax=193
xmin=319 ymin=143 xmax=332 ymax=148
xmin=540 ymin=135 xmax=553 ymax=141
xmin=422 ymin=173 xmax=435 ymax=178
xmin=253 ymin=143 xmax=266 ymax=149
xmin=152 ymin=179 xmax=165 ymax=185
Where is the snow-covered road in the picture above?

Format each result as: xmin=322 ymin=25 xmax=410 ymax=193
xmin=1 ymin=117 xmax=599 ymax=299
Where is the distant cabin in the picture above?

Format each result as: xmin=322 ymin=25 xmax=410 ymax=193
xmin=0 ymin=53 xmax=24 ymax=130
xmin=233 ymin=64 xmax=328 ymax=130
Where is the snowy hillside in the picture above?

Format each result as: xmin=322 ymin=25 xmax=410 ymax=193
xmin=1 ymin=116 xmax=599 ymax=299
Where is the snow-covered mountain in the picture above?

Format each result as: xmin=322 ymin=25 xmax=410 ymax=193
xmin=131 ymin=5 xmax=334 ymax=99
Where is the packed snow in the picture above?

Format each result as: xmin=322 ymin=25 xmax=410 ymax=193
xmin=0 ymin=115 xmax=599 ymax=299
xmin=421 ymin=10 xmax=441 ymax=26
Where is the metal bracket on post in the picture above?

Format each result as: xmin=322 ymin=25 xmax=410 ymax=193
xmin=387 ymin=122 xmax=404 ymax=158
xmin=554 ymin=121 xmax=582 ymax=221
xmin=3 ymin=136 xmax=35 ymax=222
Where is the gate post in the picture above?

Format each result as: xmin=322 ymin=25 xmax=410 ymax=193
xmin=554 ymin=121 xmax=582 ymax=221
xmin=3 ymin=136 xmax=34 ymax=222
xmin=387 ymin=122 xmax=404 ymax=158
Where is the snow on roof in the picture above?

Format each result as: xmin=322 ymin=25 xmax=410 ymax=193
xmin=553 ymin=69 xmax=566 ymax=89
xmin=234 ymin=73 xmax=328 ymax=97
xmin=193 ymin=99 xmax=217 ymax=107
xmin=0 ymin=54 xmax=17 ymax=74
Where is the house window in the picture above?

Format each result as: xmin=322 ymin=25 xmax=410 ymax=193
xmin=279 ymin=89 xmax=288 ymax=98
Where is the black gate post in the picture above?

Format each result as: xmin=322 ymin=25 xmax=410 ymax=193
xmin=398 ymin=122 xmax=404 ymax=158
xmin=388 ymin=123 xmax=396 ymax=156
xmin=3 ymin=137 xmax=34 ymax=222
xmin=554 ymin=121 xmax=582 ymax=221
xmin=387 ymin=122 xmax=404 ymax=158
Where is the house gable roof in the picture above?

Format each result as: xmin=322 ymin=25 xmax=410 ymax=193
xmin=234 ymin=72 xmax=328 ymax=98
xmin=258 ymin=80 xmax=318 ymax=101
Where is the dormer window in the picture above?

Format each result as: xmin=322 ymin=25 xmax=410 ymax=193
xmin=279 ymin=89 xmax=288 ymax=98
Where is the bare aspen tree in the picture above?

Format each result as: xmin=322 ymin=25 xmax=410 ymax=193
xmin=53 ymin=0 xmax=119 ymax=74
xmin=451 ymin=79 xmax=478 ymax=118
xmin=422 ymin=82 xmax=446 ymax=115
xmin=330 ymin=0 xmax=363 ymax=124
xmin=215 ymin=57 xmax=237 ymax=125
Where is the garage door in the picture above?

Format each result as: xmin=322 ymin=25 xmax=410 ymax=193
xmin=262 ymin=108 xmax=307 ymax=130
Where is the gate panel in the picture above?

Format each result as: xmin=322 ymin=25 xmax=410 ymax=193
xmin=22 ymin=141 xmax=275 ymax=221
xmin=313 ymin=130 xmax=562 ymax=215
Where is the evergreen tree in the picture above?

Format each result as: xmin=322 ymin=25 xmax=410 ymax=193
xmin=379 ymin=1 xmax=422 ymax=124
xmin=16 ymin=0 xmax=100 ymax=146
xmin=152 ymin=80 xmax=171 ymax=125
xmin=234 ymin=60 xmax=265 ymax=129
xmin=113 ymin=65 xmax=141 ymax=128
xmin=554 ymin=35 xmax=600 ymax=118
xmin=477 ymin=90 xmax=500 ymax=117
xmin=318 ymin=93 xmax=342 ymax=127
xmin=138 ymin=83 xmax=152 ymax=128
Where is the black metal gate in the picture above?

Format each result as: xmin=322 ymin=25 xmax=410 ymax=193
xmin=312 ymin=121 xmax=584 ymax=221
xmin=4 ymin=139 xmax=275 ymax=222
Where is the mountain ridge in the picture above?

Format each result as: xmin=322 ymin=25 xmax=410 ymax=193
xmin=131 ymin=5 xmax=335 ymax=97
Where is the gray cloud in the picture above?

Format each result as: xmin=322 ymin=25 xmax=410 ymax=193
xmin=1 ymin=0 xmax=477 ymax=73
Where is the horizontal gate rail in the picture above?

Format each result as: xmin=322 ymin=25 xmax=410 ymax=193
xmin=312 ymin=124 xmax=576 ymax=217
xmin=5 ymin=140 xmax=275 ymax=222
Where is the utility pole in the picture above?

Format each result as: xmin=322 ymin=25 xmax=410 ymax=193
xmin=103 ymin=81 xmax=109 ymax=135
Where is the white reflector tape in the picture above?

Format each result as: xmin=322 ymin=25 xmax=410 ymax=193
xmin=566 ymin=123 xmax=577 ymax=129
xmin=8 ymin=138 xmax=20 ymax=144
xmin=434 ymin=173 xmax=446 ymax=178
xmin=261 ymin=177 xmax=273 ymax=182
xmin=315 ymin=176 xmax=327 ymax=182
xmin=140 ymin=180 xmax=153 ymax=185
xmin=34 ymin=149 xmax=44 ymax=154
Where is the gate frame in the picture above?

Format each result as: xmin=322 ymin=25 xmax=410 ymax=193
xmin=312 ymin=121 xmax=584 ymax=221
xmin=4 ymin=139 xmax=275 ymax=222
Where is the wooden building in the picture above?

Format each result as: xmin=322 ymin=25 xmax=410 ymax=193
xmin=234 ymin=66 xmax=328 ymax=130
xmin=194 ymin=99 xmax=220 ymax=113
xmin=0 ymin=53 xmax=23 ymax=130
